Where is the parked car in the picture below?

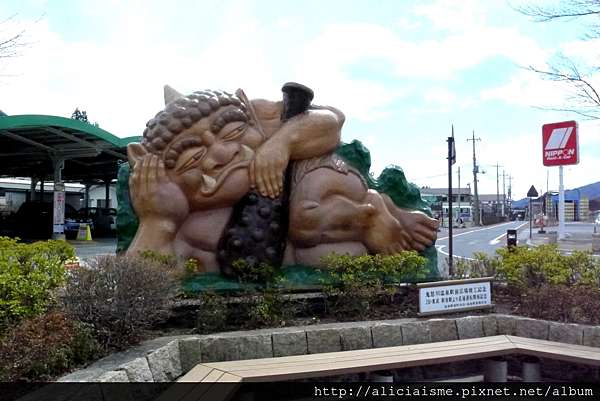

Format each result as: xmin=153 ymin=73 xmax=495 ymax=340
xmin=15 ymin=201 xmax=93 ymax=239
xmin=64 ymin=206 xmax=94 ymax=239
xmin=15 ymin=201 xmax=53 ymax=239
xmin=511 ymin=209 xmax=526 ymax=221
xmin=0 ymin=212 xmax=17 ymax=237
xmin=78 ymin=207 xmax=116 ymax=235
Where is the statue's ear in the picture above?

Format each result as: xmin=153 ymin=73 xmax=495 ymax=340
xmin=127 ymin=143 xmax=147 ymax=168
xmin=164 ymin=85 xmax=183 ymax=105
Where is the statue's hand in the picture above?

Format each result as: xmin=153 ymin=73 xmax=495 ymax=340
xmin=249 ymin=136 xmax=290 ymax=198
xmin=129 ymin=154 xmax=189 ymax=226
xmin=400 ymin=211 xmax=439 ymax=251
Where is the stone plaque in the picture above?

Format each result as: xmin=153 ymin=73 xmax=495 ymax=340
xmin=418 ymin=277 xmax=493 ymax=316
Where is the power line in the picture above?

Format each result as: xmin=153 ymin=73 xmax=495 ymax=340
xmin=414 ymin=173 xmax=449 ymax=180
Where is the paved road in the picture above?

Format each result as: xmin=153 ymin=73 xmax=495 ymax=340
xmin=70 ymin=237 xmax=116 ymax=259
xmin=436 ymin=221 xmax=529 ymax=259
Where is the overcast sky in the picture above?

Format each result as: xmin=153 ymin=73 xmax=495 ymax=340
xmin=1 ymin=0 xmax=599 ymax=200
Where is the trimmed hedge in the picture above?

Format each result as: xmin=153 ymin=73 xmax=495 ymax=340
xmin=0 ymin=237 xmax=74 ymax=331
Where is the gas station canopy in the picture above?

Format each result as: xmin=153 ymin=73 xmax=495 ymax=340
xmin=0 ymin=115 xmax=140 ymax=182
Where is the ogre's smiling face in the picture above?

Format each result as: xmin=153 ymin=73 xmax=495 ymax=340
xmin=167 ymin=106 xmax=264 ymax=210
xmin=140 ymin=89 xmax=265 ymax=211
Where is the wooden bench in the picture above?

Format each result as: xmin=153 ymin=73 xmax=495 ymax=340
xmin=157 ymin=335 xmax=600 ymax=401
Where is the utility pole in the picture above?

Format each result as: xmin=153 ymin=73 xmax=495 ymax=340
xmin=457 ymin=166 xmax=461 ymax=224
xmin=502 ymin=170 xmax=506 ymax=219
xmin=447 ymin=126 xmax=456 ymax=276
xmin=494 ymin=163 xmax=503 ymax=217
xmin=508 ymin=175 xmax=513 ymax=218
xmin=467 ymin=132 xmax=481 ymax=226
xmin=546 ymin=170 xmax=550 ymax=222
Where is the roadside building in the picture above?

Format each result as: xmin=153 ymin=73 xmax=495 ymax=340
xmin=420 ymin=187 xmax=473 ymax=222
xmin=542 ymin=190 xmax=590 ymax=222
xmin=0 ymin=179 xmax=117 ymax=214
xmin=478 ymin=194 xmax=508 ymax=214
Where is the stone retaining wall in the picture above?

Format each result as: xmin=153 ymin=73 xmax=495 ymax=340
xmin=58 ymin=314 xmax=600 ymax=382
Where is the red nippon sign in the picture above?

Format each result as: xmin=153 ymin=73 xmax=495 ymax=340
xmin=542 ymin=120 xmax=579 ymax=166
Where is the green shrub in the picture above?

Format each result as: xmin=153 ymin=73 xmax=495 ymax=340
xmin=231 ymin=259 xmax=278 ymax=284
xmin=318 ymin=252 xmax=428 ymax=317
xmin=194 ymin=291 xmax=229 ymax=334
xmin=565 ymin=250 xmax=600 ymax=286
xmin=520 ymin=284 xmax=600 ymax=325
xmin=138 ymin=249 xmax=179 ymax=268
xmin=0 ymin=237 xmax=74 ymax=331
xmin=320 ymin=252 xmax=428 ymax=288
xmin=248 ymin=290 xmax=291 ymax=327
xmin=473 ymin=245 xmax=600 ymax=290
xmin=183 ymin=258 xmax=203 ymax=280
xmin=61 ymin=254 xmax=181 ymax=350
xmin=0 ymin=311 xmax=100 ymax=381
xmin=451 ymin=252 xmax=499 ymax=279
xmin=194 ymin=288 xmax=305 ymax=333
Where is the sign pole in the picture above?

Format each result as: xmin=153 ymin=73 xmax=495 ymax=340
xmin=52 ymin=158 xmax=65 ymax=240
xmin=558 ymin=165 xmax=565 ymax=240
xmin=529 ymin=197 xmax=532 ymax=240
xmin=527 ymin=185 xmax=538 ymax=241
xmin=542 ymin=120 xmax=578 ymax=240
xmin=447 ymin=134 xmax=454 ymax=276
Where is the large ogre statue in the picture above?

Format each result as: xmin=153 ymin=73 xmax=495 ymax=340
xmin=124 ymin=83 xmax=438 ymax=276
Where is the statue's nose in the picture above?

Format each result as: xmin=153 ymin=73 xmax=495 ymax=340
xmin=203 ymin=142 xmax=239 ymax=171
xmin=200 ymin=130 xmax=215 ymax=146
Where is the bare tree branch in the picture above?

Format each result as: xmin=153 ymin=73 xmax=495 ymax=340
xmin=513 ymin=1 xmax=600 ymax=119
xmin=513 ymin=0 xmax=600 ymax=42
xmin=515 ymin=0 xmax=600 ymax=21
xmin=529 ymin=63 xmax=600 ymax=104
xmin=0 ymin=13 xmax=29 ymax=59
xmin=532 ymin=105 xmax=600 ymax=119
xmin=531 ymin=59 xmax=600 ymax=101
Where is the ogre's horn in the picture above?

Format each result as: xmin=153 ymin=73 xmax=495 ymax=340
xmin=164 ymin=85 xmax=183 ymax=105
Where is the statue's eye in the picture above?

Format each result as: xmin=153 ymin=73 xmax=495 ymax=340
xmin=176 ymin=148 xmax=207 ymax=174
xmin=221 ymin=123 xmax=247 ymax=141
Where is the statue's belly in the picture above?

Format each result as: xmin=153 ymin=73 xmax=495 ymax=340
xmin=176 ymin=208 xmax=233 ymax=254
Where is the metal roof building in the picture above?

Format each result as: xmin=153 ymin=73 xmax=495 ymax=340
xmin=0 ymin=114 xmax=139 ymax=182
xmin=0 ymin=114 xmax=140 ymax=238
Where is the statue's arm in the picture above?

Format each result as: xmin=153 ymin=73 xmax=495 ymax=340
xmin=252 ymin=99 xmax=344 ymax=157
xmin=278 ymin=104 xmax=344 ymax=160
xmin=125 ymin=144 xmax=189 ymax=257
xmin=127 ymin=218 xmax=178 ymax=255
xmin=249 ymin=99 xmax=345 ymax=198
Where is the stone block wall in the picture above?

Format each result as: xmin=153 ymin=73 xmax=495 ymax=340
xmin=57 ymin=314 xmax=600 ymax=383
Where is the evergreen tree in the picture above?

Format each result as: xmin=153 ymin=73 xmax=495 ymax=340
xmin=71 ymin=108 xmax=89 ymax=122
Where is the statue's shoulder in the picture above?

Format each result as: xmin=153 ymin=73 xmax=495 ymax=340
xmin=250 ymin=98 xmax=283 ymax=121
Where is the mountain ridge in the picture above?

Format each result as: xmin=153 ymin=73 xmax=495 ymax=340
xmin=511 ymin=181 xmax=600 ymax=209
